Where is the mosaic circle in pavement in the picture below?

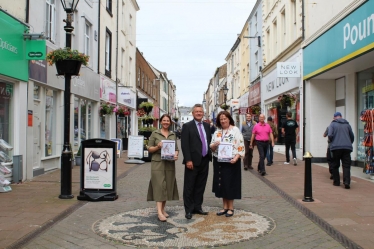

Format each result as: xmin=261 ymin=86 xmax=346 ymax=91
xmin=93 ymin=206 xmax=275 ymax=248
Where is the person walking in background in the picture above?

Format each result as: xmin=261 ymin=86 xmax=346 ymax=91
xmin=323 ymin=123 xmax=334 ymax=179
xmin=210 ymin=111 xmax=245 ymax=217
xmin=266 ymin=117 xmax=278 ymax=166
xmin=210 ymin=121 xmax=216 ymax=136
xmin=147 ymin=114 xmax=179 ymax=222
xmin=181 ymin=104 xmax=212 ymax=219
xmin=250 ymin=114 xmax=274 ymax=176
xmin=240 ymin=113 xmax=256 ymax=170
xmin=328 ymin=112 xmax=354 ymax=189
xmin=281 ymin=112 xmax=299 ymax=165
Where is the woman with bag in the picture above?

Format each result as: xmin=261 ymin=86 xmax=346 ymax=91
xmin=210 ymin=111 xmax=245 ymax=217
xmin=147 ymin=114 xmax=179 ymax=222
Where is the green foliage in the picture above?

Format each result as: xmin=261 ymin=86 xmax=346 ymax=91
xmin=100 ymin=102 xmax=115 ymax=116
xmin=139 ymin=102 xmax=154 ymax=109
xmin=46 ymin=47 xmax=89 ymax=66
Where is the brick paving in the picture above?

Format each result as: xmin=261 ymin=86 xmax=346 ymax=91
xmin=1 ymin=143 xmax=373 ymax=248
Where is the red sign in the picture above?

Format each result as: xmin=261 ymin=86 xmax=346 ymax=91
xmin=249 ymin=82 xmax=261 ymax=106
xmin=153 ymin=106 xmax=160 ymax=119
xmin=239 ymin=107 xmax=249 ymax=115
xmin=28 ymin=110 xmax=33 ymax=126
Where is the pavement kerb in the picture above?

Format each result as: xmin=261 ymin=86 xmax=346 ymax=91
xmin=6 ymin=156 xmax=143 ymax=249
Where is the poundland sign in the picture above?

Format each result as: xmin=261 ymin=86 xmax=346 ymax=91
xmin=0 ymin=10 xmax=28 ymax=81
xmin=304 ymin=0 xmax=374 ymax=80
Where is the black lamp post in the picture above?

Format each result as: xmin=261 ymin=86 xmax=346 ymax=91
xmin=59 ymin=0 xmax=80 ymax=199
xmin=222 ymin=85 xmax=229 ymax=103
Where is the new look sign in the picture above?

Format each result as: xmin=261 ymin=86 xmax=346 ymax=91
xmin=277 ymin=62 xmax=300 ymax=78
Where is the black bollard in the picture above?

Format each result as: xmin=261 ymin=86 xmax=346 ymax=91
xmin=303 ymin=152 xmax=314 ymax=202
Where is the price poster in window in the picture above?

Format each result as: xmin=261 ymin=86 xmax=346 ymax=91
xmin=217 ymin=142 xmax=233 ymax=162
xmin=127 ymin=135 xmax=144 ymax=158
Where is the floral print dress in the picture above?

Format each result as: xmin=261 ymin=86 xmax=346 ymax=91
xmin=210 ymin=126 xmax=245 ymax=199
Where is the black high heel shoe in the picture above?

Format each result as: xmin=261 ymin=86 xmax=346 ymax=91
xmin=225 ymin=209 xmax=234 ymax=217
xmin=216 ymin=209 xmax=228 ymax=216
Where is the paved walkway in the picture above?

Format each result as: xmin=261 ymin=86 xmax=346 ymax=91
xmin=1 ymin=144 xmax=373 ymax=248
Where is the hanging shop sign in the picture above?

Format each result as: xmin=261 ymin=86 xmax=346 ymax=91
xmin=118 ymin=87 xmax=136 ymax=109
xmin=277 ymin=62 xmax=300 ymax=78
xmin=231 ymin=99 xmax=239 ymax=110
xmin=26 ymin=40 xmax=46 ymax=60
xmin=29 ymin=59 xmax=47 ymax=84
xmin=304 ymin=0 xmax=374 ymax=80
xmin=249 ymin=82 xmax=261 ymax=106
xmin=0 ymin=10 xmax=28 ymax=81
xmin=100 ymin=75 xmax=116 ymax=103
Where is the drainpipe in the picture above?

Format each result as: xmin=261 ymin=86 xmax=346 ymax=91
xmin=302 ymin=0 xmax=305 ymax=156
xmin=97 ymin=0 xmax=100 ymax=73
xmin=301 ymin=0 xmax=305 ymax=40
xmin=26 ymin=0 xmax=29 ymax=23
xmin=115 ymin=0 xmax=119 ymax=138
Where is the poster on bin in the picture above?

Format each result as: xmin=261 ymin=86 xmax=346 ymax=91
xmin=84 ymin=148 xmax=113 ymax=189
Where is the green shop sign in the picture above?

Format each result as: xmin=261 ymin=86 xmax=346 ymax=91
xmin=0 ymin=10 xmax=28 ymax=81
xmin=304 ymin=0 xmax=374 ymax=80
xmin=26 ymin=40 xmax=46 ymax=60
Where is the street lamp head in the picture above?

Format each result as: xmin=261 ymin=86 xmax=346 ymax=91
xmin=60 ymin=0 xmax=80 ymax=13
xmin=223 ymin=85 xmax=229 ymax=95
xmin=202 ymin=98 xmax=206 ymax=105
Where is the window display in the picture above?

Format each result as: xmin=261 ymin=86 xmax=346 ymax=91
xmin=357 ymin=67 xmax=374 ymax=171
xmin=266 ymin=92 xmax=300 ymax=146
xmin=0 ymin=82 xmax=13 ymax=188
xmin=45 ymin=89 xmax=56 ymax=156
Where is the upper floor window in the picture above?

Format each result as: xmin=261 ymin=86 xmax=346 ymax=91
xmin=84 ymin=22 xmax=91 ymax=62
xmin=45 ymin=0 xmax=56 ymax=42
xmin=137 ymin=68 xmax=141 ymax=86
xmin=106 ymin=0 xmax=112 ymax=15
xmin=105 ymin=29 xmax=112 ymax=77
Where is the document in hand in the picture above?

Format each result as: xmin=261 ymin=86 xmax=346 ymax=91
xmin=217 ymin=142 xmax=233 ymax=162
xmin=161 ymin=140 xmax=175 ymax=160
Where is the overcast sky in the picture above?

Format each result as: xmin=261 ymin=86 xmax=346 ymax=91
xmin=136 ymin=0 xmax=256 ymax=107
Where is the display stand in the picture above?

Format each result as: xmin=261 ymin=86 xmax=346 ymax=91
xmin=0 ymin=139 xmax=13 ymax=192
xmin=125 ymin=135 xmax=145 ymax=164
xmin=361 ymin=109 xmax=374 ymax=178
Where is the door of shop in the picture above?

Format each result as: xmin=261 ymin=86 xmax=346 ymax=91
xmin=32 ymin=100 xmax=41 ymax=168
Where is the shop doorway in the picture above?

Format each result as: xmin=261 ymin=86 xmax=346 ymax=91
xmin=32 ymin=100 xmax=41 ymax=168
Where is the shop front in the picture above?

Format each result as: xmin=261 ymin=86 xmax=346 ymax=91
xmin=303 ymin=0 xmax=374 ymax=165
xmin=239 ymin=92 xmax=249 ymax=125
xmin=248 ymin=81 xmax=261 ymax=122
xmin=0 ymin=10 xmax=29 ymax=182
xmin=71 ymin=67 xmax=100 ymax=154
xmin=262 ymin=51 xmax=302 ymax=150
xmin=117 ymin=87 xmax=137 ymax=150
xmin=100 ymin=75 xmax=117 ymax=139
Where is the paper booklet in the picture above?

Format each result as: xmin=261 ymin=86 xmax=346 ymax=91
xmin=217 ymin=142 xmax=233 ymax=162
xmin=161 ymin=140 xmax=175 ymax=160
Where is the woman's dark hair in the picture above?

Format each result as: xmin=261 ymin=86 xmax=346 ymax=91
xmin=216 ymin=111 xmax=235 ymax=128
xmin=160 ymin=114 xmax=172 ymax=128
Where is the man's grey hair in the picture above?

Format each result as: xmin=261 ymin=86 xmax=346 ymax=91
xmin=191 ymin=104 xmax=203 ymax=112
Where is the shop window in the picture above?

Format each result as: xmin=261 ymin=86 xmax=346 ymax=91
xmin=45 ymin=89 xmax=56 ymax=156
xmin=265 ymin=92 xmax=300 ymax=146
xmin=0 ymin=82 xmax=13 ymax=165
xmin=74 ymin=98 xmax=92 ymax=153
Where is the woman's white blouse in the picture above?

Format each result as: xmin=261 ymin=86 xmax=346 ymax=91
xmin=210 ymin=126 xmax=245 ymax=158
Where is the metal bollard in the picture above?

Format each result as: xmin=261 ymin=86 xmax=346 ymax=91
xmin=303 ymin=151 xmax=314 ymax=202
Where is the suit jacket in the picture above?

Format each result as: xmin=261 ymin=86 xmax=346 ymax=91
xmin=181 ymin=120 xmax=212 ymax=166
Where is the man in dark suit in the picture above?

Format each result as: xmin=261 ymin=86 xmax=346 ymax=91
xmin=181 ymin=104 xmax=212 ymax=219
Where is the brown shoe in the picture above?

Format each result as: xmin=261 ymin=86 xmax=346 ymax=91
xmin=244 ymin=166 xmax=248 ymax=170
xmin=248 ymin=166 xmax=254 ymax=170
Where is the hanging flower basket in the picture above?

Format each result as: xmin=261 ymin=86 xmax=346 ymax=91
xmin=114 ymin=106 xmax=130 ymax=117
xmin=220 ymin=103 xmax=230 ymax=111
xmin=46 ymin=48 xmax=89 ymax=76
xmin=250 ymin=105 xmax=261 ymax=115
xmin=278 ymin=93 xmax=297 ymax=109
xmin=55 ymin=60 xmax=82 ymax=75
xmin=99 ymin=102 xmax=115 ymax=116
xmin=139 ymin=102 xmax=154 ymax=114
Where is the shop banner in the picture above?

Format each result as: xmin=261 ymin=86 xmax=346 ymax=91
xmin=29 ymin=59 xmax=47 ymax=83
xmin=277 ymin=62 xmax=300 ymax=78
xmin=153 ymin=106 xmax=160 ymax=119
xmin=0 ymin=10 xmax=28 ymax=81
xmin=72 ymin=67 xmax=100 ymax=100
xmin=239 ymin=107 xmax=249 ymax=115
xmin=231 ymin=99 xmax=239 ymax=110
xmin=100 ymin=75 xmax=116 ymax=103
